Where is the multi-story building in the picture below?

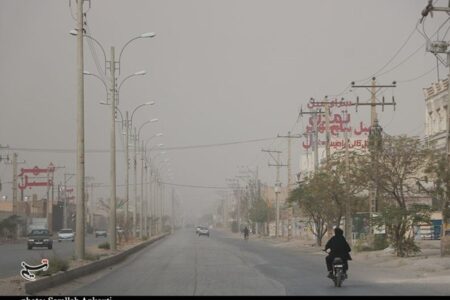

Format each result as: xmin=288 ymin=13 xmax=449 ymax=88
xmin=424 ymin=78 xmax=448 ymax=150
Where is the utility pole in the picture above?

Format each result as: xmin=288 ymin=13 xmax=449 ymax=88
xmin=125 ymin=111 xmax=130 ymax=236
xmin=351 ymin=78 xmax=396 ymax=231
xmin=420 ymin=0 xmax=450 ymax=255
xmin=133 ymin=127 xmax=138 ymax=237
xmin=108 ymin=46 xmax=117 ymax=251
xmin=299 ymin=107 xmax=323 ymax=172
xmin=343 ymin=110 xmax=352 ymax=244
xmin=63 ymin=173 xmax=75 ymax=229
xmin=276 ymin=132 xmax=301 ymax=241
xmin=150 ymin=168 xmax=155 ymax=235
xmin=75 ymin=0 xmax=86 ymax=260
xmin=262 ymin=149 xmax=287 ymax=238
xmin=171 ymin=188 xmax=175 ymax=233
xmin=12 ymin=153 xmax=18 ymax=215
xmin=144 ymin=160 xmax=148 ymax=237
xmin=306 ymin=97 xmax=336 ymax=165
xmin=48 ymin=165 xmax=63 ymax=233
xmin=277 ymin=132 xmax=302 ymax=192
xmin=140 ymin=140 xmax=145 ymax=239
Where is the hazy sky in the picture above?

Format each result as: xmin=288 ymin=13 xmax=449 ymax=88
xmin=0 ymin=0 xmax=448 ymax=219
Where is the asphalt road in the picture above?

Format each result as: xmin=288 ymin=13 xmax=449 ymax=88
xmin=0 ymin=234 xmax=104 ymax=279
xmin=58 ymin=228 xmax=450 ymax=296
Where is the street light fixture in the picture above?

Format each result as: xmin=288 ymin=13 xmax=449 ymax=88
xmin=74 ymin=28 xmax=156 ymax=251
xmin=83 ymin=70 xmax=109 ymax=103
xmin=118 ymin=32 xmax=156 ymax=70
xmin=117 ymin=71 xmax=147 ymax=98
xmin=138 ymin=119 xmax=159 ymax=140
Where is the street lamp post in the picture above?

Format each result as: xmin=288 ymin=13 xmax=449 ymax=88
xmin=109 ymin=46 xmax=117 ymax=250
xmin=75 ymin=29 xmax=156 ymax=248
xmin=74 ymin=0 xmax=85 ymax=260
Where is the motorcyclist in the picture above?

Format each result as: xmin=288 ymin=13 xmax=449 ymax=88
xmin=243 ymin=226 xmax=250 ymax=239
xmin=324 ymin=227 xmax=352 ymax=279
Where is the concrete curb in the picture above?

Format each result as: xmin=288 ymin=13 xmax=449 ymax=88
xmin=24 ymin=233 xmax=169 ymax=295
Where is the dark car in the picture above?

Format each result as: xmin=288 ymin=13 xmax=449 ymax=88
xmin=27 ymin=229 xmax=53 ymax=250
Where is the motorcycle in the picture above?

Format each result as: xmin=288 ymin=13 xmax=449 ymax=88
xmin=330 ymin=257 xmax=346 ymax=287
xmin=323 ymin=250 xmax=346 ymax=287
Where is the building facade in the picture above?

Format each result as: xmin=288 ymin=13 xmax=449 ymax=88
xmin=424 ymin=78 xmax=448 ymax=150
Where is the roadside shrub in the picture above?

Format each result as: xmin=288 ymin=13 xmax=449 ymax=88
xmin=98 ymin=242 xmax=110 ymax=250
xmin=354 ymin=234 xmax=390 ymax=252
xmin=35 ymin=256 xmax=69 ymax=276
xmin=142 ymin=235 xmax=148 ymax=241
xmin=84 ymin=251 xmax=100 ymax=261
xmin=354 ymin=238 xmax=373 ymax=252
xmin=373 ymin=234 xmax=389 ymax=250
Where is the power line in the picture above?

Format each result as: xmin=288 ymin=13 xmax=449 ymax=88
xmin=159 ymin=182 xmax=231 ymax=190
xmin=398 ymin=65 xmax=437 ymax=83
xmin=355 ymin=20 xmax=420 ymax=83
xmin=159 ymin=137 xmax=276 ymax=151
xmin=7 ymin=137 xmax=276 ymax=153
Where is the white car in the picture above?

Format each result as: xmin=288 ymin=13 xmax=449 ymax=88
xmin=95 ymin=229 xmax=107 ymax=238
xmin=197 ymin=226 xmax=210 ymax=237
xmin=57 ymin=228 xmax=75 ymax=242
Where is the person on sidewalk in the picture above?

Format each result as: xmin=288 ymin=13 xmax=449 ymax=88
xmin=243 ymin=226 xmax=250 ymax=240
xmin=324 ymin=227 xmax=352 ymax=279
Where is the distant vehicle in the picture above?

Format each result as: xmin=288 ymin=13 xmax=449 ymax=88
xmin=197 ymin=226 xmax=210 ymax=237
xmin=195 ymin=226 xmax=201 ymax=234
xmin=28 ymin=229 xmax=53 ymax=250
xmin=117 ymin=227 xmax=125 ymax=236
xmin=95 ymin=229 xmax=107 ymax=238
xmin=57 ymin=228 xmax=75 ymax=242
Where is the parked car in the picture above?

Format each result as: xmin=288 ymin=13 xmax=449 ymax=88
xmin=95 ymin=229 xmax=107 ymax=238
xmin=57 ymin=228 xmax=75 ymax=242
xmin=28 ymin=229 xmax=53 ymax=250
xmin=197 ymin=226 xmax=210 ymax=237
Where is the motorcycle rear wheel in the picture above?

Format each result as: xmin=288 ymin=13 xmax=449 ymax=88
xmin=335 ymin=271 xmax=342 ymax=287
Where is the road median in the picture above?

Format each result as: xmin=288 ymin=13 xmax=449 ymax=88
xmin=24 ymin=233 xmax=169 ymax=295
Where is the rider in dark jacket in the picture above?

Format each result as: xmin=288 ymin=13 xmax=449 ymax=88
xmin=324 ymin=227 xmax=352 ymax=278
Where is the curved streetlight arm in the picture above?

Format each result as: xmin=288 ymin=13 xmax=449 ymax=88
xmin=138 ymin=121 xmax=151 ymax=139
xmin=131 ymin=103 xmax=150 ymax=122
xmin=115 ymin=107 xmax=125 ymax=130
xmin=84 ymin=72 xmax=109 ymax=100
xmin=144 ymin=133 xmax=163 ymax=150
xmin=148 ymin=151 xmax=165 ymax=163
xmin=85 ymin=34 xmax=107 ymax=65
xmin=70 ymin=30 xmax=107 ymax=67
xmin=147 ymin=144 xmax=164 ymax=153
xmin=118 ymin=34 xmax=153 ymax=67
xmin=118 ymin=36 xmax=141 ymax=67
xmin=118 ymin=72 xmax=142 ymax=95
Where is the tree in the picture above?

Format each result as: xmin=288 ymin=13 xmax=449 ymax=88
xmin=423 ymin=152 xmax=450 ymax=256
xmin=359 ymin=135 xmax=433 ymax=257
xmin=288 ymin=176 xmax=337 ymax=246
xmin=248 ymin=197 xmax=275 ymax=228
xmin=288 ymin=150 xmax=367 ymax=246
xmin=0 ymin=215 xmax=25 ymax=239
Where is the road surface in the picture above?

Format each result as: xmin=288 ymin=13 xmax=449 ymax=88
xmin=41 ymin=229 xmax=450 ymax=296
